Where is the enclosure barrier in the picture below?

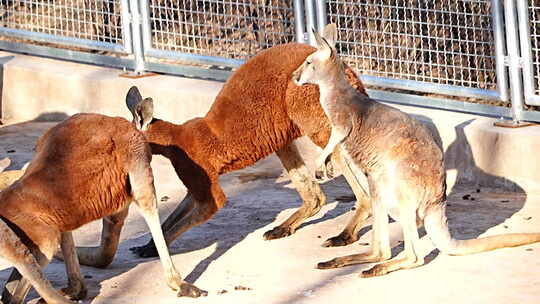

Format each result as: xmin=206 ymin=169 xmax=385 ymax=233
xmin=1 ymin=0 xmax=539 ymax=122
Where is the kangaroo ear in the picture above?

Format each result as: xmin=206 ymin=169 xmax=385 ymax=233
xmin=0 ymin=157 xmax=10 ymax=173
xmin=126 ymin=86 xmax=154 ymax=131
xmin=126 ymin=86 xmax=143 ymax=114
xmin=312 ymin=27 xmax=333 ymax=59
xmin=322 ymin=23 xmax=337 ymax=49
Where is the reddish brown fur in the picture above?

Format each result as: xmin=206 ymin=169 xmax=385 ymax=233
xmin=136 ymin=43 xmax=367 ymax=251
xmin=0 ymin=114 xmax=144 ymax=236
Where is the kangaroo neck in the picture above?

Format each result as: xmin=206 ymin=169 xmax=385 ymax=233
xmin=144 ymin=119 xmax=182 ymax=155
xmin=317 ymin=64 xmax=360 ymax=117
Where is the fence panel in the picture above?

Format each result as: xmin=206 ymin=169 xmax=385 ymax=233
xmin=326 ymin=0 xmax=501 ymax=100
xmin=140 ymin=0 xmax=298 ymax=67
xmin=0 ymin=0 xmax=130 ymax=53
xmin=521 ymin=0 xmax=540 ymax=105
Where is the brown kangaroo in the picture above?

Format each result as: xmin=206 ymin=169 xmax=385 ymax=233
xmin=0 ymin=114 xmax=205 ymax=304
xmin=119 ymin=43 xmax=370 ymax=259
xmin=293 ymin=24 xmax=540 ymax=277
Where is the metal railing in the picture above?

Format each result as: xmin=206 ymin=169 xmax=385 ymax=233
xmin=0 ymin=0 xmax=131 ymax=53
xmin=1 ymin=0 xmax=540 ymax=122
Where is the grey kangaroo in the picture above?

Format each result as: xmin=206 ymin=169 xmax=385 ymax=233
xmin=292 ymin=24 xmax=540 ymax=277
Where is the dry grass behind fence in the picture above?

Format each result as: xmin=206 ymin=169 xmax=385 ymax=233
xmin=1 ymin=1 xmax=539 ymax=107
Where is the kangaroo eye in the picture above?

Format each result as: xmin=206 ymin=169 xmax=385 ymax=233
xmin=306 ymin=61 xmax=311 ymax=65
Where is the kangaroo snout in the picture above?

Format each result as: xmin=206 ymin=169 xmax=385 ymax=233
xmin=292 ymin=68 xmax=303 ymax=86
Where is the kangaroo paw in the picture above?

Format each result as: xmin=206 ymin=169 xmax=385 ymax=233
xmin=322 ymin=233 xmax=358 ymax=247
xmin=177 ymin=283 xmax=208 ymax=298
xmin=263 ymin=226 xmax=293 ymax=240
xmin=360 ymin=264 xmax=389 ymax=278
xmin=317 ymin=258 xmax=344 ymax=269
xmin=129 ymin=242 xmax=159 ymax=258
xmin=61 ymin=283 xmax=87 ymax=301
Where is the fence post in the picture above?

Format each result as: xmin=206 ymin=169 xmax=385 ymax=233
xmin=503 ymin=0 xmax=525 ymax=123
xmin=491 ymin=0 xmax=509 ymax=103
xmin=126 ymin=0 xmax=146 ymax=75
xmin=304 ymin=0 xmax=317 ymax=45
xmin=294 ymin=0 xmax=307 ymax=43
xmin=315 ymin=0 xmax=327 ymax=33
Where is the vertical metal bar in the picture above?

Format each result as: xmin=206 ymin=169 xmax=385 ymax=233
xmin=120 ymin=0 xmax=133 ymax=53
xmin=517 ymin=0 xmax=536 ymax=104
xmin=491 ymin=0 xmax=509 ymax=102
xmin=504 ymin=0 xmax=524 ymax=122
xmin=304 ymin=0 xmax=316 ymax=45
xmin=315 ymin=0 xmax=327 ymax=34
xmin=139 ymin=0 xmax=153 ymax=52
xmin=294 ymin=0 xmax=307 ymax=43
xmin=129 ymin=0 xmax=145 ymax=74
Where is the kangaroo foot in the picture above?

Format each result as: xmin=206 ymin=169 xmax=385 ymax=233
xmin=129 ymin=242 xmax=158 ymax=258
xmin=360 ymin=264 xmax=389 ymax=278
xmin=322 ymin=232 xmax=358 ymax=247
xmin=61 ymin=282 xmax=87 ymax=301
xmin=263 ymin=226 xmax=294 ymax=240
xmin=316 ymin=258 xmax=346 ymax=269
xmin=178 ymin=283 xmax=208 ymax=298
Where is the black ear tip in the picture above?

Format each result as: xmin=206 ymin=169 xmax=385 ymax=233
xmin=128 ymin=86 xmax=139 ymax=94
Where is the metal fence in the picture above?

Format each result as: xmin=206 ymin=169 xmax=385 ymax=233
xmin=0 ymin=0 xmax=539 ymax=122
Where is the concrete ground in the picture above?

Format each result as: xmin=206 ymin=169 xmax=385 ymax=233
xmin=0 ymin=121 xmax=539 ymax=304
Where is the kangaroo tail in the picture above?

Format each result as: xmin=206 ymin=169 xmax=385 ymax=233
xmin=424 ymin=203 xmax=540 ymax=256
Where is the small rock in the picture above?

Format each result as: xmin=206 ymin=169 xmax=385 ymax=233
xmin=476 ymin=188 xmax=481 ymax=193
xmin=256 ymin=217 xmax=260 ymax=221
xmin=6 ymin=150 xmax=15 ymax=153
xmin=504 ymin=225 xmax=509 ymax=229
xmin=160 ymin=196 xmax=170 ymax=202
xmin=218 ymin=289 xmax=228 ymax=295
xmin=501 ymin=200 xmax=510 ymax=203
xmin=317 ymin=235 xmax=321 ymax=238
xmin=84 ymin=275 xmax=93 ymax=279
xmin=234 ymin=285 xmax=252 ymax=291
xmin=526 ymin=248 xmax=533 ymax=251
xmin=523 ymin=216 xmax=532 ymax=221
xmin=359 ymin=242 xmax=369 ymax=246
xmin=462 ymin=194 xmax=471 ymax=200
xmin=470 ymin=197 xmax=476 ymax=201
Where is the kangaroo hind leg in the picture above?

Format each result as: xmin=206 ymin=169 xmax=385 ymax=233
xmin=318 ymin=183 xmax=391 ymax=269
xmin=0 ymin=219 xmax=73 ymax=304
xmin=361 ymin=205 xmax=425 ymax=278
xmin=128 ymin=163 xmax=207 ymax=298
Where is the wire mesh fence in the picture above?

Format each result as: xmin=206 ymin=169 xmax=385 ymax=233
xmin=528 ymin=0 xmax=540 ymax=96
xmin=0 ymin=0 xmax=128 ymax=52
xmin=144 ymin=0 xmax=296 ymax=62
xmin=327 ymin=0 xmax=497 ymax=94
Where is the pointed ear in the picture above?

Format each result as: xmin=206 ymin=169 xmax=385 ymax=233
xmin=312 ymin=27 xmax=327 ymax=50
xmin=126 ymin=86 xmax=154 ymax=131
xmin=322 ymin=23 xmax=337 ymax=49
xmin=134 ymin=98 xmax=154 ymax=131
xmin=0 ymin=157 xmax=10 ymax=173
xmin=312 ymin=27 xmax=333 ymax=59
xmin=126 ymin=86 xmax=143 ymax=114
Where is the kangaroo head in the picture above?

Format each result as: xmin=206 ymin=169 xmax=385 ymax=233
xmin=126 ymin=86 xmax=154 ymax=131
xmin=292 ymin=23 xmax=338 ymax=86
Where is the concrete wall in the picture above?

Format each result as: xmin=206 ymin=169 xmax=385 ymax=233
xmin=1 ymin=51 xmax=540 ymax=195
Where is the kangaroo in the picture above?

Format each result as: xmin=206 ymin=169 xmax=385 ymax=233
xmin=292 ymin=24 xmax=540 ymax=277
xmin=115 ymin=43 xmax=370 ymax=259
xmin=0 ymin=113 xmax=205 ymax=304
